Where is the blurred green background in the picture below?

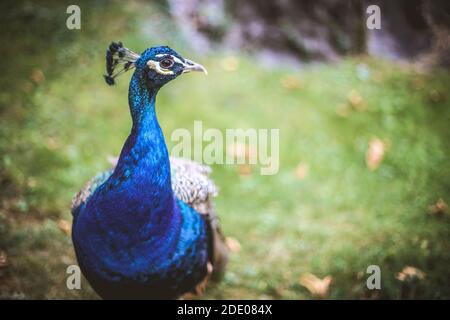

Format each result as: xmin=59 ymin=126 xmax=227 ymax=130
xmin=0 ymin=0 xmax=449 ymax=299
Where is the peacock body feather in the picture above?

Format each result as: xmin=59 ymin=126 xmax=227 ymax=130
xmin=71 ymin=43 xmax=228 ymax=299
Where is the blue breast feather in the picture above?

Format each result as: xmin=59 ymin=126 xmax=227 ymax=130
xmin=73 ymin=196 xmax=209 ymax=298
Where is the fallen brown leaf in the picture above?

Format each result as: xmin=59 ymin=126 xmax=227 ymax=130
xmin=58 ymin=219 xmax=71 ymax=236
xmin=366 ymin=138 xmax=386 ymax=170
xmin=294 ymin=162 xmax=309 ymax=180
xmin=0 ymin=251 xmax=8 ymax=268
xmin=396 ymin=266 xmax=426 ymax=282
xmin=281 ymin=76 xmax=302 ymax=90
xmin=237 ymin=164 xmax=252 ymax=176
xmin=46 ymin=137 xmax=59 ymax=150
xmin=225 ymin=237 xmax=241 ymax=253
xmin=428 ymin=198 xmax=448 ymax=216
xmin=30 ymin=68 xmax=45 ymax=84
xmin=299 ymin=273 xmax=333 ymax=298
xmin=347 ymin=89 xmax=366 ymax=111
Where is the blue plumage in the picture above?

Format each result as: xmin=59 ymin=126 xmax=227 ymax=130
xmin=71 ymin=44 xmax=228 ymax=299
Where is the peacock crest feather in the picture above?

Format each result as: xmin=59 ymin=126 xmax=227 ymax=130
xmin=104 ymin=41 xmax=140 ymax=85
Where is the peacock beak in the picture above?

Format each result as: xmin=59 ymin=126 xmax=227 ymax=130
xmin=182 ymin=59 xmax=208 ymax=75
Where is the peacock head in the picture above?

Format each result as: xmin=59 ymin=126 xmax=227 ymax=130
xmin=104 ymin=42 xmax=207 ymax=88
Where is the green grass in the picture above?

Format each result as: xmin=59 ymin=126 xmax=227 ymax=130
xmin=1 ymin=2 xmax=449 ymax=299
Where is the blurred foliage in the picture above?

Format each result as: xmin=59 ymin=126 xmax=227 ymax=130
xmin=0 ymin=1 xmax=449 ymax=299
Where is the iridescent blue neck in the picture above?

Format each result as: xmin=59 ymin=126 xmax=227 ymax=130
xmin=110 ymin=72 xmax=174 ymax=219
xmin=128 ymin=73 xmax=158 ymax=132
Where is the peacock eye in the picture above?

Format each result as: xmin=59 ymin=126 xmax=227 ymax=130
xmin=160 ymin=57 xmax=174 ymax=69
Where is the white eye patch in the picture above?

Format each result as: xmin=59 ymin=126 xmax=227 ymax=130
xmin=146 ymin=54 xmax=184 ymax=75
xmin=146 ymin=59 xmax=174 ymax=75
xmin=155 ymin=54 xmax=184 ymax=65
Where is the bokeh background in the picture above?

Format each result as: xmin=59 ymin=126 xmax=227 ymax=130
xmin=0 ymin=0 xmax=449 ymax=299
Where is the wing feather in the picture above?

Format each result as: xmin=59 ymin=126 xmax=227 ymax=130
xmin=170 ymin=157 xmax=229 ymax=281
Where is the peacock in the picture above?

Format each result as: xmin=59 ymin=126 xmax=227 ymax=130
xmin=71 ymin=42 xmax=229 ymax=299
